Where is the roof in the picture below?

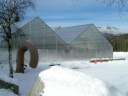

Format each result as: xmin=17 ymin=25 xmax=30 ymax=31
xmin=11 ymin=17 xmax=39 ymax=32
xmin=15 ymin=17 xmax=39 ymax=28
xmin=54 ymin=24 xmax=92 ymax=44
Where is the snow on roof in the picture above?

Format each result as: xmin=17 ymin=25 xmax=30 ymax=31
xmin=54 ymin=24 xmax=92 ymax=44
xmin=39 ymin=66 xmax=124 ymax=96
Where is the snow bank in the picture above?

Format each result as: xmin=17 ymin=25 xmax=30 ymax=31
xmin=39 ymin=66 xmax=125 ymax=96
xmin=113 ymin=52 xmax=128 ymax=59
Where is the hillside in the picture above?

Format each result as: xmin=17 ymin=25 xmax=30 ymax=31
xmin=108 ymin=33 xmax=128 ymax=52
xmin=97 ymin=26 xmax=128 ymax=52
xmin=97 ymin=26 xmax=127 ymax=35
xmin=97 ymin=26 xmax=127 ymax=39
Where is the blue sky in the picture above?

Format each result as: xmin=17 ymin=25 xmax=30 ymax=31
xmin=25 ymin=0 xmax=128 ymax=31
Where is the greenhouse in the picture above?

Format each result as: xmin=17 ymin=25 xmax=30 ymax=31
xmin=54 ymin=24 xmax=113 ymax=60
xmin=13 ymin=17 xmax=65 ymax=49
xmin=0 ymin=17 xmax=113 ymax=61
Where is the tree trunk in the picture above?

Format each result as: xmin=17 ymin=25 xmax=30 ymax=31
xmin=8 ymin=40 xmax=13 ymax=78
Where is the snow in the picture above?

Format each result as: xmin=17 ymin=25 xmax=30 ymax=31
xmin=0 ymin=52 xmax=128 ymax=96
xmin=0 ymin=74 xmax=18 ymax=84
xmin=39 ymin=66 xmax=124 ymax=96
xmin=97 ymin=26 xmax=127 ymax=35
xmin=0 ymin=89 xmax=18 ymax=96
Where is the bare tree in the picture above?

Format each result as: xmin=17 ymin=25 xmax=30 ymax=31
xmin=100 ymin=0 xmax=127 ymax=12
xmin=0 ymin=0 xmax=35 ymax=78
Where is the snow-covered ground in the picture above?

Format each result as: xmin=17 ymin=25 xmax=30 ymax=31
xmin=39 ymin=66 xmax=125 ymax=96
xmin=0 ymin=52 xmax=128 ymax=96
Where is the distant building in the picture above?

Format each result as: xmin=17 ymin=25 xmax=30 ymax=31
xmin=0 ymin=17 xmax=113 ymax=61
